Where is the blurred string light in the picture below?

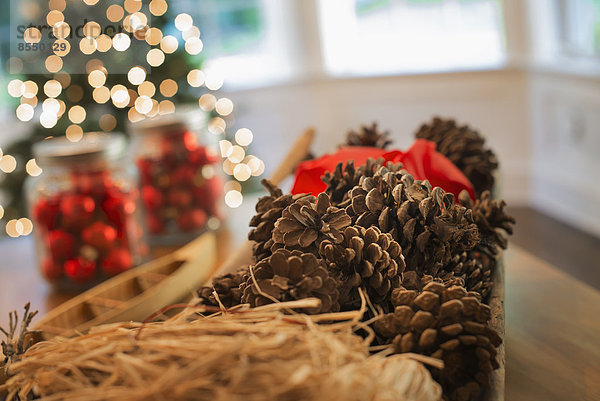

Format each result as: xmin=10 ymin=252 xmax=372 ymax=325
xmin=4 ymin=1 xmax=265 ymax=235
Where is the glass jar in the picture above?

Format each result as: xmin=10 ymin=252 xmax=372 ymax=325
xmin=27 ymin=133 xmax=148 ymax=291
xmin=131 ymin=114 xmax=223 ymax=246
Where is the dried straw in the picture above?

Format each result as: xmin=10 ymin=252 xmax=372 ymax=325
xmin=1 ymin=299 xmax=442 ymax=401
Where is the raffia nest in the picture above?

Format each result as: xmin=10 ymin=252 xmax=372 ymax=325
xmin=1 ymin=299 xmax=442 ymax=401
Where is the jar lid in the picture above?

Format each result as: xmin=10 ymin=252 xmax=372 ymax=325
xmin=131 ymin=114 xmax=188 ymax=136
xmin=34 ymin=132 xmax=127 ymax=167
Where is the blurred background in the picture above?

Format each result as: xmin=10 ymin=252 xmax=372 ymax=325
xmin=0 ymin=2 xmax=599 ymax=399
xmin=1 ymin=0 xmax=599 ymax=242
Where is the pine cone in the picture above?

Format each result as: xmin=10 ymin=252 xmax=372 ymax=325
xmin=320 ymin=226 xmax=405 ymax=309
xmin=439 ymin=190 xmax=516 ymax=299
xmin=197 ymin=268 xmax=247 ymax=309
xmin=373 ymin=281 xmax=502 ymax=401
xmin=272 ymin=192 xmax=352 ymax=254
xmin=322 ymin=158 xmax=404 ymax=206
xmin=415 ymin=117 xmax=498 ymax=195
xmin=346 ymin=166 xmax=480 ymax=278
xmin=240 ymin=248 xmax=340 ymax=314
xmin=459 ymin=190 xmax=514 ymax=255
xmin=248 ymin=179 xmax=315 ymax=262
xmin=344 ymin=122 xmax=392 ymax=149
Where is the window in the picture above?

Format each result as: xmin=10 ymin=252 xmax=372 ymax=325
xmin=173 ymin=0 xmax=295 ymax=88
xmin=557 ymin=0 xmax=600 ymax=58
xmin=317 ymin=0 xmax=506 ymax=76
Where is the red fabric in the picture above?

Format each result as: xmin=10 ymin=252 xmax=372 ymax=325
xmin=291 ymin=139 xmax=475 ymax=199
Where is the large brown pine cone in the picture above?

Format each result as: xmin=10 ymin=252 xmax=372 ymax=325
xmin=272 ymin=192 xmax=352 ymax=255
xmin=343 ymin=122 xmax=392 ymax=149
xmin=322 ymin=158 xmax=404 ymax=206
xmin=373 ymin=281 xmax=502 ymax=401
xmin=248 ymin=179 xmax=315 ymax=262
xmin=415 ymin=117 xmax=498 ymax=195
xmin=459 ymin=190 xmax=515 ymax=255
xmin=240 ymin=249 xmax=340 ymax=314
xmin=319 ymin=226 xmax=405 ymax=309
xmin=346 ymin=165 xmax=479 ymax=278
xmin=197 ymin=268 xmax=247 ymax=309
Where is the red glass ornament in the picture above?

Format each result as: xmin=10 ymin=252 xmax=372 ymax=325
xmin=141 ymin=185 xmax=163 ymax=210
xmin=177 ymin=209 xmax=207 ymax=232
xmin=167 ymin=189 xmax=193 ymax=209
xmin=47 ymin=229 xmax=75 ymax=260
xmin=73 ymin=171 xmax=111 ymax=197
xmin=171 ymin=166 xmax=196 ymax=186
xmin=82 ymin=221 xmax=117 ymax=253
xmin=64 ymin=257 xmax=96 ymax=283
xmin=33 ymin=196 xmax=60 ymax=230
xmin=101 ymin=248 xmax=133 ymax=276
xmin=60 ymin=193 xmax=96 ymax=227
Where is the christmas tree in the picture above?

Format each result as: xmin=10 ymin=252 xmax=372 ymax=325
xmin=1 ymin=0 xmax=263 ymax=236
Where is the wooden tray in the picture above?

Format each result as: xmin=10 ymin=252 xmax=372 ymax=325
xmin=34 ymin=233 xmax=216 ymax=338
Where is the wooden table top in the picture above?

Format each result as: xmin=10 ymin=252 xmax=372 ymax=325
xmin=1 ymin=235 xmax=599 ymax=400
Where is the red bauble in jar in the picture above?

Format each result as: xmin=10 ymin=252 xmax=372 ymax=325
xmin=131 ymin=114 xmax=224 ymax=246
xmin=27 ymin=133 xmax=148 ymax=291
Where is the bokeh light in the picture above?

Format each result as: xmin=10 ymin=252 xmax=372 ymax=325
xmin=113 ymin=33 xmax=131 ymax=51
xmin=68 ymin=106 xmax=86 ymax=124
xmin=235 ymin=128 xmax=254 ymax=146
xmin=93 ymin=86 xmax=110 ymax=103
xmin=53 ymin=39 xmax=71 ymax=56
xmin=106 ymin=4 xmax=124 ymax=22
xmin=26 ymin=159 xmax=43 ymax=177
xmin=99 ymin=114 xmax=117 ymax=131
xmin=128 ymin=66 xmax=147 ymax=85
xmin=158 ymin=100 xmax=175 ymax=115
xmin=198 ymin=94 xmax=216 ymax=111
xmin=42 ymin=98 xmax=60 ymax=114
xmin=7 ymin=80 xmax=25 ymax=98
xmin=88 ymin=70 xmax=107 ymax=88
xmin=185 ymin=37 xmax=203 ymax=55
xmin=66 ymin=125 xmax=84 ymax=142
xmin=228 ymin=145 xmax=245 ymax=163
xmin=23 ymin=28 xmax=42 ymax=44
xmin=0 ymin=155 xmax=17 ymax=173
xmin=175 ymin=14 xmax=193 ymax=31
xmin=124 ymin=0 xmax=142 ymax=13
xmin=149 ymin=0 xmax=168 ymax=16
xmin=160 ymin=36 xmax=178 ymax=54
xmin=225 ymin=190 xmax=243 ymax=208
xmin=96 ymin=34 xmax=113 ymax=52
xmin=145 ymin=28 xmax=163 ymax=46
xmin=45 ymin=55 xmax=63 ymax=73
xmin=160 ymin=79 xmax=178 ymax=97
xmin=83 ymin=21 xmax=101 ymax=38
xmin=216 ymin=98 xmax=234 ymax=116
xmin=52 ymin=22 xmax=70 ymax=39
xmin=233 ymin=164 xmax=252 ymax=181
xmin=16 ymin=104 xmax=35 ymax=122
xmin=187 ymin=69 xmax=205 ymax=87
xmin=44 ymin=80 xmax=62 ymax=98
xmin=138 ymin=81 xmax=156 ymax=97
xmin=46 ymin=10 xmax=64 ymax=26
xmin=147 ymin=48 xmax=165 ymax=66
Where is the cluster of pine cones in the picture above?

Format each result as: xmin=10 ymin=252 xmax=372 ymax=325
xmin=197 ymin=120 xmax=514 ymax=401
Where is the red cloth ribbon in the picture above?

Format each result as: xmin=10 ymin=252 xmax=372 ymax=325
xmin=291 ymin=139 xmax=475 ymax=199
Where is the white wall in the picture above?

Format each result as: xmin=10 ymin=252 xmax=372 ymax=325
xmin=529 ymin=71 xmax=600 ymax=237
xmin=226 ymin=69 xmax=532 ymax=205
